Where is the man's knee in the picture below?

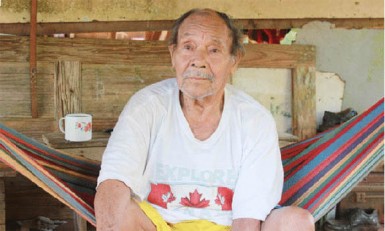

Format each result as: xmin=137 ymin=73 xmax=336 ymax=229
xmin=263 ymin=206 xmax=315 ymax=231
xmin=287 ymin=206 xmax=315 ymax=226
xmin=282 ymin=206 xmax=314 ymax=230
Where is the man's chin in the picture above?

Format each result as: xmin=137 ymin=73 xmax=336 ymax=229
xmin=180 ymin=88 xmax=214 ymax=100
xmin=179 ymin=82 xmax=212 ymax=98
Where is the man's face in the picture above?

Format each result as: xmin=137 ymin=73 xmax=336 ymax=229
xmin=169 ymin=11 xmax=240 ymax=100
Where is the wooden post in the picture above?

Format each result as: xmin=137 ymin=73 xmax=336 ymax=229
xmin=292 ymin=65 xmax=317 ymax=139
xmin=0 ymin=179 xmax=5 ymax=231
xmin=54 ymin=60 xmax=82 ymax=120
xmin=30 ymin=0 xmax=38 ymax=118
xmin=73 ymin=212 xmax=87 ymax=231
xmin=54 ymin=61 xmax=86 ymax=230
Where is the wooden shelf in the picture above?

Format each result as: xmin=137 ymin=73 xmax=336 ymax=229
xmin=42 ymin=132 xmax=110 ymax=149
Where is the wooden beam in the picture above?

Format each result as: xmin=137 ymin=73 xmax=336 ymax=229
xmin=0 ymin=20 xmax=173 ymax=36
xmin=73 ymin=212 xmax=87 ymax=231
xmin=0 ymin=179 xmax=5 ymax=231
xmin=237 ymin=18 xmax=384 ymax=30
xmin=241 ymin=44 xmax=316 ymax=68
xmin=0 ymin=18 xmax=383 ymax=36
xmin=30 ymin=0 xmax=38 ymax=118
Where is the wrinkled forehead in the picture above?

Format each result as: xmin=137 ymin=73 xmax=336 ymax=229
xmin=178 ymin=10 xmax=231 ymax=42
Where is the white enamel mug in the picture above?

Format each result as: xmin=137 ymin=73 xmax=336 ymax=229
xmin=58 ymin=113 xmax=92 ymax=142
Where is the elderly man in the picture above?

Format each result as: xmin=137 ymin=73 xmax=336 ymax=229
xmin=95 ymin=8 xmax=315 ymax=231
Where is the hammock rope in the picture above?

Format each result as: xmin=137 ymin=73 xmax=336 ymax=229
xmin=0 ymin=98 xmax=383 ymax=226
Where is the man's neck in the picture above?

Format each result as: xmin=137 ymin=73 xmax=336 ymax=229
xmin=180 ymin=91 xmax=224 ymax=140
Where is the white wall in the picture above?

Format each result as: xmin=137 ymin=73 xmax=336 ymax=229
xmin=295 ymin=21 xmax=384 ymax=113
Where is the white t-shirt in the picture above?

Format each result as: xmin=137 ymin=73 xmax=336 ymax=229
xmin=97 ymin=78 xmax=283 ymax=226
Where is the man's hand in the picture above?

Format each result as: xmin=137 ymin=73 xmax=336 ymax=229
xmin=231 ymin=218 xmax=261 ymax=231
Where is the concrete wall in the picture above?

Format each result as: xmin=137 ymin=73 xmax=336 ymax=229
xmin=295 ymin=21 xmax=384 ymax=113
xmin=0 ymin=0 xmax=382 ymax=23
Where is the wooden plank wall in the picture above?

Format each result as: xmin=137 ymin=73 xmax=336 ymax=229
xmin=0 ymin=36 xmax=316 ymax=141
xmin=0 ymin=36 xmax=176 ymax=140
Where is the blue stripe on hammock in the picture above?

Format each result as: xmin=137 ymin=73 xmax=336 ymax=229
xmin=282 ymin=100 xmax=383 ymax=168
xmin=307 ymin=128 xmax=383 ymax=208
xmin=312 ymin=145 xmax=383 ymax=220
xmin=286 ymin=118 xmax=383 ymax=205
xmin=283 ymin=101 xmax=383 ymax=192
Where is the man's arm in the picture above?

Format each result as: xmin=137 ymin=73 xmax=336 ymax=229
xmin=231 ymin=218 xmax=261 ymax=231
xmin=94 ymin=179 xmax=132 ymax=230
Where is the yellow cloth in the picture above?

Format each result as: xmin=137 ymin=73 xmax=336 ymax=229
xmin=138 ymin=201 xmax=231 ymax=231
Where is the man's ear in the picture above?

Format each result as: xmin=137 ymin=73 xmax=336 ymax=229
xmin=232 ymin=51 xmax=242 ymax=66
xmin=230 ymin=52 xmax=242 ymax=75
xmin=168 ymin=44 xmax=176 ymax=67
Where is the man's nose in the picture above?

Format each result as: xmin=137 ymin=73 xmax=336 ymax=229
xmin=191 ymin=49 xmax=207 ymax=68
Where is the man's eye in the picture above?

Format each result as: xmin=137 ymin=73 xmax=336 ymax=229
xmin=210 ymin=48 xmax=219 ymax=53
xmin=184 ymin=45 xmax=193 ymax=50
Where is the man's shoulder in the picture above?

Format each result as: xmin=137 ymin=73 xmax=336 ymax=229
xmin=139 ymin=78 xmax=177 ymax=96
xmin=131 ymin=78 xmax=177 ymax=102
xmin=226 ymin=85 xmax=278 ymax=142
xmin=226 ymin=84 xmax=271 ymax=117
xmin=121 ymin=78 xmax=177 ymax=115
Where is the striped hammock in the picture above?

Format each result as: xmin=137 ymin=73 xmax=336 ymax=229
xmin=0 ymin=98 xmax=383 ymax=226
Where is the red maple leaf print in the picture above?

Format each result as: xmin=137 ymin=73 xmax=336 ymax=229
xmin=147 ymin=183 xmax=176 ymax=209
xmin=180 ymin=189 xmax=210 ymax=208
xmin=215 ymin=187 xmax=233 ymax=211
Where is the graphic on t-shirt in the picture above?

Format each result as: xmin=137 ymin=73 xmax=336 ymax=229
xmin=180 ymin=189 xmax=210 ymax=208
xmin=147 ymin=183 xmax=176 ymax=209
xmin=147 ymin=183 xmax=233 ymax=211
xmin=155 ymin=163 xmax=238 ymax=186
xmin=215 ymin=187 xmax=234 ymax=211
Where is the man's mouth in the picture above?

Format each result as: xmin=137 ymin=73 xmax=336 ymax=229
xmin=182 ymin=70 xmax=214 ymax=81
xmin=187 ymin=77 xmax=209 ymax=81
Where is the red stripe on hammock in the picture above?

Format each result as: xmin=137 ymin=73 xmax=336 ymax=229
xmin=0 ymin=134 xmax=95 ymax=214
xmin=280 ymin=126 xmax=383 ymax=206
xmin=0 ymin=129 xmax=97 ymax=172
xmin=282 ymin=113 xmax=382 ymax=201
xmin=282 ymin=99 xmax=383 ymax=162
xmin=283 ymin=105 xmax=378 ymax=175
xmin=304 ymin=133 xmax=383 ymax=210
xmin=281 ymin=138 xmax=319 ymax=159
